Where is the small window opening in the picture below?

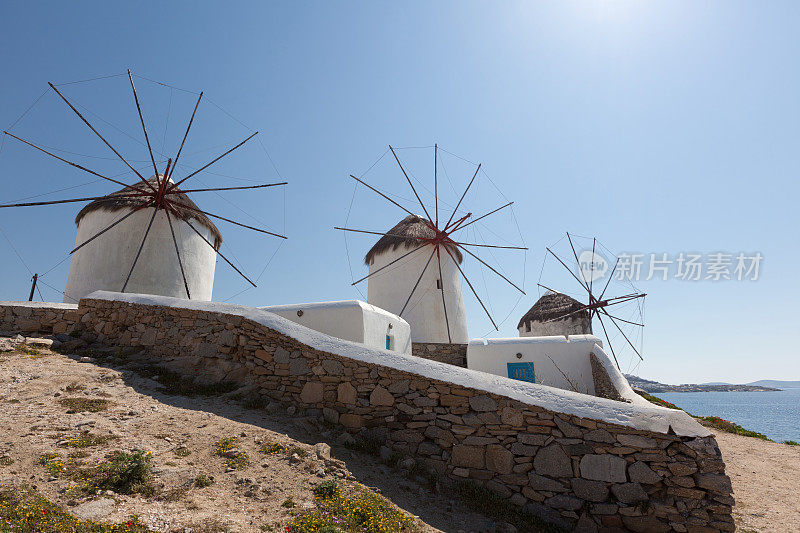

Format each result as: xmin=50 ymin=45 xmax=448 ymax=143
xmin=525 ymin=322 xmax=531 ymax=332
xmin=385 ymin=335 xmax=393 ymax=350
xmin=436 ymin=279 xmax=442 ymax=289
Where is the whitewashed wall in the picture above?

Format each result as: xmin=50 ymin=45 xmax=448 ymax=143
xmin=467 ymin=335 xmax=605 ymax=395
xmin=367 ymin=244 xmax=468 ymax=343
xmin=64 ymin=208 xmax=217 ymax=303
xmin=260 ymin=300 xmax=412 ymax=354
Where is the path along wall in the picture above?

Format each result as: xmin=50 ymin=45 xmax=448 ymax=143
xmin=0 ymin=293 xmax=734 ymax=532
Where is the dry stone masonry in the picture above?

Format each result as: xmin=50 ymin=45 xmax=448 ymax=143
xmin=0 ymin=302 xmax=78 ymax=335
xmin=0 ymin=298 xmax=735 ymax=531
xmin=411 ymin=342 xmax=468 ymax=368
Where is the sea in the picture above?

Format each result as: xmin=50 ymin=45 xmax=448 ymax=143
xmin=656 ymin=388 xmax=800 ymax=443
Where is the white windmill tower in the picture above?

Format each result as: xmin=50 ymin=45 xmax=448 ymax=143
xmin=0 ymin=70 xmax=287 ymax=304
xmin=364 ymin=214 xmax=468 ymax=343
xmin=337 ymin=145 xmax=528 ymax=344
xmin=64 ymin=175 xmax=222 ymax=302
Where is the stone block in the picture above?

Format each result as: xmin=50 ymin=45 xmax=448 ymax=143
xmin=527 ymin=473 xmax=567 ymax=492
xmin=337 ymin=382 xmax=357 ymax=404
xmin=545 ymin=495 xmax=582 ymax=510
xmin=300 ymin=382 xmax=324 ymax=403
xmin=369 ymin=386 xmax=395 ymax=407
xmin=580 ymin=454 xmax=627 ymax=483
xmin=273 ymin=346 xmax=291 ymax=363
xmin=617 ymin=434 xmax=658 ymax=449
xmin=486 ymin=444 xmax=514 ymax=474
xmin=289 ymin=358 xmax=310 ymax=375
xmin=621 ymin=515 xmax=671 ymax=532
xmin=339 ymin=413 xmax=364 ymax=429
xmin=570 ymin=478 xmax=609 ymax=502
xmin=254 ymin=349 xmax=272 ymax=362
xmin=628 ymin=461 xmax=662 ymax=484
xmin=500 ymin=406 xmax=523 ymax=426
xmin=321 ymin=359 xmax=344 ymax=375
xmin=611 ymin=482 xmax=648 ymax=503
xmin=469 ymin=395 xmax=497 ymax=412
xmin=696 ymin=473 xmax=732 ymax=495
xmin=451 ymin=445 xmax=485 ymax=469
xmin=534 ymin=444 xmax=572 ymax=478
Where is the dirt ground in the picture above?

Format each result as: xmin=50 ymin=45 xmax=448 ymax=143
xmin=0 ymin=338 xmax=502 ymax=533
xmin=714 ymin=432 xmax=800 ymax=532
xmin=1 ymin=337 xmax=797 ymax=532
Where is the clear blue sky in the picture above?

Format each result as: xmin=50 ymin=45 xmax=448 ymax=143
xmin=1 ymin=1 xmax=797 ymax=384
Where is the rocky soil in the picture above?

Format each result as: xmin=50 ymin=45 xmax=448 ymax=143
xmin=0 ymin=335 xmax=506 ymax=532
xmin=714 ymin=432 xmax=800 ymax=532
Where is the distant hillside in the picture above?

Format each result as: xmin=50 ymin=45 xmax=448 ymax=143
xmin=747 ymin=380 xmax=800 ymax=388
xmin=625 ymin=375 xmax=780 ymax=393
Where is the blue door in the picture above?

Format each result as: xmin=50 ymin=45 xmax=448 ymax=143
xmin=507 ymin=362 xmax=535 ymax=383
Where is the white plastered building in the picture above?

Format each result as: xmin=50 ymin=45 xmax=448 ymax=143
xmin=260 ymin=300 xmax=411 ymax=354
xmin=64 ymin=176 xmax=220 ymax=303
xmin=365 ymin=215 xmax=468 ymax=343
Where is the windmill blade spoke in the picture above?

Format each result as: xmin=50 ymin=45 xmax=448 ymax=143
xmin=444 ymin=163 xmax=481 ymax=230
xmin=3 ymin=131 xmax=150 ymax=193
xmin=167 ymin=199 xmax=286 ymax=239
xmin=459 ymin=244 xmax=526 ymax=294
xmin=182 ymin=216 xmax=257 ymax=288
xmin=453 ymin=241 xmax=528 ymax=251
xmin=348 ymin=174 xmax=416 ymax=217
xmin=589 ymin=237 xmax=596 ymax=302
xmin=600 ymin=308 xmax=643 ymax=361
xmin=603 ymin=313 xmax=644 ymax=327
xmin=537 ymin=282 xmax=564 ymax=295
xmin=443 ymin=245 xmax=498 ymax=330
xmin=334 ymin=227 xmax=415 ymax=240
xmin=169 ymin=91 xmax=203 ymax=180
xmin=436 ymin=247 xmax=452 ymax=343
xmin=389 ymin=146 xmax=433 ymax=222
xmin=434 ymin=144 xmax=438 ymax=228
xmin=69 ymin=203 xmax=150 ymax=254
xmin=164 ymin=207 xmax=191 ymax=299
xmin=449 ymin=201 xmax=513 ymax=234
xmin=541 ymin=304 xmax=593 ymax=324
xmin=597 ymin=257 xmax=620 ymax=302
xmin=127 ymin=70 xmax=160 ymax=182
xmin=169 ymin=131 xmax=258 ymax=191
xmin=398 ymin=247 xmax=437 ymax=317
xmin=47 ymin=82 xmax=156 ymax=192
xmin=566 ymin=232 xmax=591 ymax=294
xmin=595 ymin=312 xmax=620 ymax=370
xmin=351 ymin=243 xmax=427 ymax=285
xmin=0 ymin=193 xmax=144 ymax=209
xmin=546 ymin=247 xmax=592 ymax=295
xmin=169 ymin=182 xmax=287 ymax=194
xmin=121 ymin=206 xmax=159 ymax=292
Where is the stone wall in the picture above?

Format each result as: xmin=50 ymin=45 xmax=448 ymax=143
xmin=411 ymin=342 xmax=468 ymax=368
xmin=0 ymin=302 xmax=78 ymax=335
xmin=5 ymin=296 xmax=734 ymax=531
xmin=590 ymin=353 xmax=625 ymax=402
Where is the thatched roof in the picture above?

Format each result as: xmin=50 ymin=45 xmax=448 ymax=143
xmin=364 ymin=215 xmax=463 ymax=265
xmin=75 ymin=176 xmax=222 ymax=249
xmin=518 ymin=292 xmax=587 ymax=329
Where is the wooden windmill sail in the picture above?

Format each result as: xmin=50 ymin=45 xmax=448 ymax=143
xmin=1 ymin=70 xmax=286 ymax=302
xmin=537 ymin=233 xmax=646 ymax=369
xmin=336 ymin=144 xmax=527 ymax=343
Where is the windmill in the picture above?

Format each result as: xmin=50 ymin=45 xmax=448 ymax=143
xmin=0 ymin=70 xmax=286 ymax=302
xmin=534 ymin=232 xmax=646 ymax=370
xmin=336 ymin=144 xmax=527 ymax=343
